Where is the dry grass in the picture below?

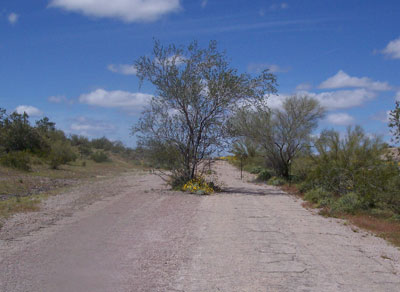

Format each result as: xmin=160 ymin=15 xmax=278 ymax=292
xmin=0 ymin=153 xmax=142 ymax=221
xmin=0 ymin=195 xmax=42 ymax=221
xmin=281 ymin=185 xmax=303 ymax=198
xmin=345 ymin=214 xmax=400 ymax=247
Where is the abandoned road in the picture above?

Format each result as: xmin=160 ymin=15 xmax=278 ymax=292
xmin=0 ymin=161 xmax=399 ymax=291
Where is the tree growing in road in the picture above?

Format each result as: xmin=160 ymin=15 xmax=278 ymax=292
xmin=230 ymin=95 xmax=325 ymax=179
xmin=132 ymin=40 xmax=277 ymax=185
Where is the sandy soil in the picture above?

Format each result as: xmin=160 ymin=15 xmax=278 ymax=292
xmin=0 ymin=161 xmax=399 ymax=291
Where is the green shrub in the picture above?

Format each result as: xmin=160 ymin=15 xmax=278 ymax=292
xmin=0 ymin=151 xmax=31 ymax=171
xmin=331 ymin=192 xmax=362 ymax=215
xmin=390 ymin=214 xmax=400 ymax=222
xmin=257 ymin=169 xmax=272 ymax=181
xmin=170 ymin=175 xmax=187 ymax=190
xmin=78 ymin=144 xmax=93 ymax=157
xmin=267 ymin=176 xmax=286 ymax=186
xmin=0 ymin=111 xmax=49 ymax=154
xmin=249 ymin=166 xmax=263 ymax=174
xmin=90 ymin=151 xmax=109 ymax=163
xmin=49 ymin=141 xmax=77 ymax=169
xmin=297 ymin=181 xmax=313 ymax=193
xmin=304 ymin=187 xmax=332 ymax=205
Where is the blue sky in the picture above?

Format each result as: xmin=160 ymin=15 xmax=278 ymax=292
xmin=1 ymin=0 xmax=399 ymax=147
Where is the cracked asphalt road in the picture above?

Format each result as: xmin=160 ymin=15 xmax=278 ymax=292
xmin=0 ymin=161 xmax=400 ymax=291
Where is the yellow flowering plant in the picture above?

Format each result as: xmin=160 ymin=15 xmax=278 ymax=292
xmin=182 ymin=177 xmax=215 ymax=195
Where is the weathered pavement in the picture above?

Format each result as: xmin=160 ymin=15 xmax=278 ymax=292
xmin=0 ymin=161 xmax=399 ymax=291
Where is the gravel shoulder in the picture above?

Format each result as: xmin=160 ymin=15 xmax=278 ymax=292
xmin=0 ymin=162 xmax=399 ymax=291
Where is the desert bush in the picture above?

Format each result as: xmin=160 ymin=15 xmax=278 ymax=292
xmin=297 ymin=181 xmax=314 ymax=193
xmin=249 ymin=166 xmax=263 ymax=174
xmin=49 ymin=141 xmax=77 ymax=169
xmin=267 ymin=176 xmax=286 ymax=186
xmin=257 ymin=169 xmax=272 ymax=181
xmin=91 ymin=137 xmax=114 ymax=151
xmin=331 ymin=192 xmax=362 ymax=215
xmin=90 ymin=151 xmax=109 ymax=163
xmin=0 ymin=151 xmax=31 ymax=171
xmin=308 ymin=127 xmax=400 ymax=213
xmin=0 ymin=111 xmax=49 ymax=154
xmin=78 ymin=144 xmax=93 ymax=157
xmin=304 ymin=188 xmax=332 ymax=205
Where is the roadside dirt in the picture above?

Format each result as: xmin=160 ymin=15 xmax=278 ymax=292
xmin=0 ymin=162 xmax=399 ymax=291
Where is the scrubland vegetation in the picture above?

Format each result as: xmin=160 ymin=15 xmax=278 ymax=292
xmin=230 ymin=117 xmax=400 ymax=245
xmin=0 ymin=107 xmax=143 ymax=220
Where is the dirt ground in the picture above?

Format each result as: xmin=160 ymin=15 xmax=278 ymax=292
xmin=0 ymin=161 xmax=399 ymax=291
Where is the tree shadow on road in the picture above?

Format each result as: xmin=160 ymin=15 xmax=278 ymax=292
xmin=221 ymin=187 xmax=286 ymax=196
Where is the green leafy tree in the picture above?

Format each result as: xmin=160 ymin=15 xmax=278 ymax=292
xmin=0 ymin=111 xmax=48 ymax=153
xmin=132 ymin=40 xmax=277 ymax=182
xmin=230 ymin=95 xmax=324 ymax=178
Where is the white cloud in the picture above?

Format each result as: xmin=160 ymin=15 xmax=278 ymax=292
xmin=15 ymin=105 xmax=43 ymax=117
xmin=201 ymin=0 xmax=208 ymax=8
xmin=381 ymin=37 xmax=400 ymax=59
xmin=70 ymin=116 xmax=116 ymax=136
xmin=79 ymin=89 xmax=152 ymax=112
xmin=270 ymin=3 xmax=289 ymax=11
xmin=304 ymin=89 xmax=376 ymax=110
xmin=319 ymin=70 xmax=391 ymax=91
xmin=326 ymin=113 xmax=355 ymax=126
xmin=372 ymin=110 xmax=391 ymax=123
xmin=396 ymin=91 xmax=400 ymax=101
xmin=107 ymin=64 xmax=137 ymax=75
xmin=48 ymin=95 xmax=73 ymax=104
xmin=48 ymin=0 xmax=181 ymax=22
xmin=247 ymin=63 xmax=289 ymax=74
xmin=295 ymin=83 xmax=312 ymax=91
xmin=8 ymin=13 xmax=19 ymax=25
xmin=271 ymin=89 xmax=376 ymax=111
xmin=266 ymin=94 xmax=288 ymax=109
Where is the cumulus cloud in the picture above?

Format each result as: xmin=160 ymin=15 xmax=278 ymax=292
xmin=247 ymin=63 xmax=289 ymax=74
xmin=107 ymin=64 xmax=137 ymax=75
xmin=270 ymin=89 xmax=376 ymax=111
xmin=15 ymin=105 xmax=43 ymax=117
xmin=326 ymin=113 xmax=355 ymax=126
xmin=381 ymin=37 xmax=400 ymax=59
xmin=8 ymin=13 xmax=19 ymax=24
xmin=319 ymin=70 xmax=391 ymax=91
xmin=70 ymin=116 xmax=116 ymax=136
xmin=266 ymin=94 xmax=287 ymax=110
xmin=79 ymin=89 xmax=152 ymax=112
xmin=48 ymin=0 xmax=181 ymax=22
xmin=305 ymin=89 xmax=376 ymax=110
